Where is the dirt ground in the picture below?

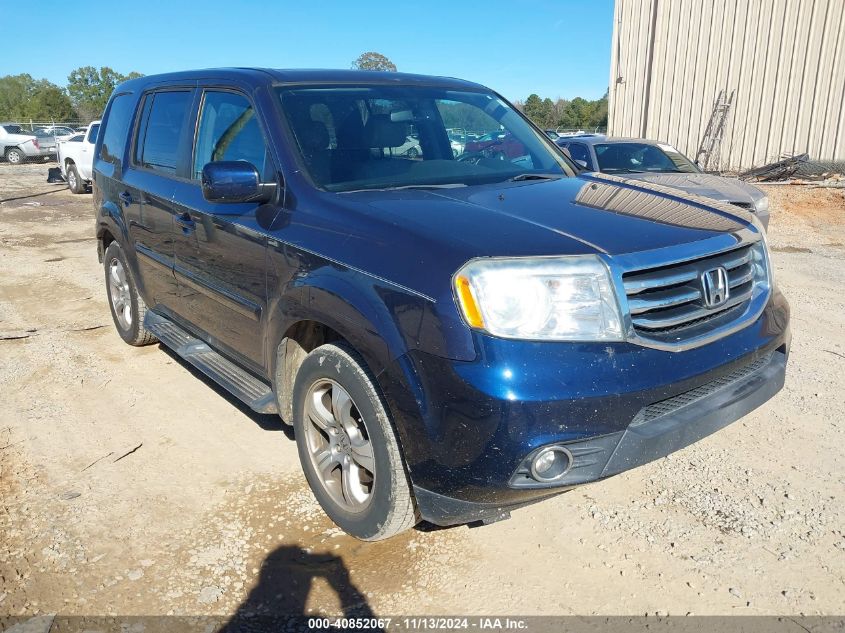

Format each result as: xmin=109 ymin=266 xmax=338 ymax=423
xmin=1 ymin=162 xmax=843 ymax=619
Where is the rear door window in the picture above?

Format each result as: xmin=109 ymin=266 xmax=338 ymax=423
xmin=100 ymin=93 xmax=135 ymax=165
xmin=192 ymin=90 xmax=268 ymax=179
xmin=134 ymin=90 xmax=193 ymax=175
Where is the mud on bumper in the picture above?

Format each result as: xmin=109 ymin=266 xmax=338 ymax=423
xmin=414 ymin=347 xmax=787 ymax=527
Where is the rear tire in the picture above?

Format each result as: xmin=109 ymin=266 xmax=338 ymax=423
xmin=5 ymin=148 xmax=25 ymax=164
xmin=292 ymin=342 xmax=417 ymax=541
xmin=67 ymin=164 xmax=85 ymax=194
xmin=104 ymin=242 xmax=158 ymax=346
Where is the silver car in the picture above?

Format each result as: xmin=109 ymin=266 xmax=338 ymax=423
xmin=556 ymin=134 xmax=769 ymax=229
xmin=0 ymin=124 xmax=55 ymax=163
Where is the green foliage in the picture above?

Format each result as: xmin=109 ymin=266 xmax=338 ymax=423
xmin=518 ymin=91 xmax=608 ymax=131
xmin=66 ymin=66 xmax=143 ymax=121
xmin=351 ymin=52 xmax=397 ymax=72
xmin=0 ymin=74 xmax=75 ymax=121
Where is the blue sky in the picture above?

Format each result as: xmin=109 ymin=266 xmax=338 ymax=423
xmin=3 ymin=0 xmax=614 ymax=101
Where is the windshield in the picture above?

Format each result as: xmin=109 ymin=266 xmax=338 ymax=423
xmin=277 ymin=85 xmax=574 ymax=192
xmin=3 ymin=125 xmax=24 ymax=134
xmin=594 ymin=142 xmax=699 ymax=174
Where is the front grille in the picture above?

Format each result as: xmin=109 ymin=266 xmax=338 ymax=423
xmin=630 ymin=351 xmax=774 ymax=426
xmin=623 ymin=243 xmax=759 ymax=337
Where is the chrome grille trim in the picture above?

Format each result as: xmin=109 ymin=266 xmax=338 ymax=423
xmin=631 ymin=287 xmax=753 ymax=330
xmin=610 ymin=232 xmax=772 ymax=351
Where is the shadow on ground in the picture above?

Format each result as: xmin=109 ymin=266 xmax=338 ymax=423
xmin=219 ymin=545 xmax=383 ymax=632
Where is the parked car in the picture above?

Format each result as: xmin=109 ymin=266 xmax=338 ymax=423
xmin=0 ymin=124 xmax=52 ymax=163
xmin=464 ymin=130 xmax=528 ymax=159
xmin=57 ymin=121 xmax=100 ymax=193
xmin=556 ymin=134 xmax=770 ymax=228
xmin=94 ymin=69 xmax=789 ymax=541
xmin=393 ymin=135 xmax=422 ymax=159
xmin=35 ymin=125 xmax=77 ymax=139
xmin=32 ymin=129 xmax=58 ymax=157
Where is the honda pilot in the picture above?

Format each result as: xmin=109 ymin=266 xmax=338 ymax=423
xmin=93 ymin=69 xmax=790 ymax=540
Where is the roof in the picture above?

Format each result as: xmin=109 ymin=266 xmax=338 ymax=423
xmin=557 ymin=134 xmax=674 ymax=147
xmin=114 ymin=68 xmax=487 ymax=93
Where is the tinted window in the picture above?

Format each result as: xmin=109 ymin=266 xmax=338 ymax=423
xmin=87 ymin=124 xmax=100 ymax=144
xmin=136 ymin=91 xmax=192 ymax=174
xmin=594 ymin=142 xmax=699 ymax=174
xmin=100 ymin=93 xmax=135 ymax=165
xmin=3 ymin=125 xmax=23 ymax=134
xmin=193 ymin=91 xmax=267 ymax=179
xmin=567 ymin=143 xmax=594 ymax=170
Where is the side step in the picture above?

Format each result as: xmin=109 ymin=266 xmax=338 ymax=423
xmin=144 ymin=311 xmax=277 ymax=414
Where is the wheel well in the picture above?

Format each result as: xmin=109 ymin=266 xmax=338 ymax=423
xmin=275 ymin=320 xmax=346 ymax=423
xmin=99 ymin=228 xmax=115 ymax=263
xmin=65 ymin=157 xmax=75 ymax=167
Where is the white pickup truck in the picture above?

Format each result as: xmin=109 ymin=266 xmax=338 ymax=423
xmin=57 ymin=121 xmax=100 ymax=193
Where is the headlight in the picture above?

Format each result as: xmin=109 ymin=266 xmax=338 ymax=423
xmin=453 ymin=256 xmax=624 ymax=341
xmin=751 ymin=236 xmax=774 ymax=288
xmin=754 ymin=196 xmax=769 ymax=213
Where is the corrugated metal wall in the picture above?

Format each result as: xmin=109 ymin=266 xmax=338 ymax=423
xmin=608 ymin=0 xmax=845 ymax=171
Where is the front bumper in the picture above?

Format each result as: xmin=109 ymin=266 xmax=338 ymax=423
xmin=387 ymin=290 xmax=790 ymax=526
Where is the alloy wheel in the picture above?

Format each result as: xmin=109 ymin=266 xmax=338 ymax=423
xmin=303 ymin=379 xmax=376 ymax=512
xmin=108 ymin=258 xmax=132 ymax=329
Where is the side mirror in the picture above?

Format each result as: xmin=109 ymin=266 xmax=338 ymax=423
xmin=201 ymin=161 xmax=275 ymax=204
xmin=575 ymin=159 xmax=588 ymax=168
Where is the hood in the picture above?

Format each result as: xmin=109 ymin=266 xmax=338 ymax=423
xmin=291 ymin=173 xmax=760 ymax=304
xmin=616 ymin=171 xmax=765 ymax=206
xmin=335 ymin=174 xmax=756 ymax=259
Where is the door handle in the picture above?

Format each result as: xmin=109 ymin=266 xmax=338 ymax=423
xmin=175 ymin=212 xmax=196 ymax=232
xmin=118 ymin=191 xmax=132 ymax=207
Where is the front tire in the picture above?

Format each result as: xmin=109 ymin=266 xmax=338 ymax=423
xmin=292 ymin=342 xmax=417 ymax=540
xmin=103 ymin=242 xmax=158 ymax=346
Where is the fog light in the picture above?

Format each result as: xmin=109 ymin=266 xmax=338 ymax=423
xmin=530 ymin=446 xmax=573 ymax=482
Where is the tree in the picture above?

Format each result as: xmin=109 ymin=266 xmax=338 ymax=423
xmin=0 ymin=74 xmax=35 ymax=120
xmin=28 ymin=81 xmax=76 ymax=120
xmin=521 ymin=91 xmax=608 ymax=131
xmin=351 ymin=52 xmax=397 ymax=72
xmin=523 ymin=94 xmax=554 ymax=129
xmin=0 ymin=74 xmax=75 ymax=121
xmin=67 ymin=66 xmax=143 ymax=121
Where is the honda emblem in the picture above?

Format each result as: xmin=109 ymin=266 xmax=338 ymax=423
xmin=701 ymin=266 xmax=729 ymax=308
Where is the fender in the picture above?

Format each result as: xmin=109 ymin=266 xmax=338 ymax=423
xmin=95 ymin=199 xmax=157 ymax=306
xmin=95 ymin=199 xmax=129 ymax=261
xmin=265 ymin=252 xmax=436 ymax=465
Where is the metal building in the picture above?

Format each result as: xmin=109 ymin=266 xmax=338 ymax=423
xmin=607 ymin=0 xmax=845 ymax=172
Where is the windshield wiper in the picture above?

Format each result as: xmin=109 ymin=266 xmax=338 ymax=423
xmin=508 ymin=173 xmax=563 ymax=182
xmin=385 ymin=183 xmax=467 ymax=191
xmin=341 ymin=183 xmax=467 ymax=193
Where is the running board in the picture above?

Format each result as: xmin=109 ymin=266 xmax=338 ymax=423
xmin=144 ymin=311 xmax=277 ymax=414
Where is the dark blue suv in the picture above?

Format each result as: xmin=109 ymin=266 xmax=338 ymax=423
xmin=93 ymin=69 xmax=790 ymax=540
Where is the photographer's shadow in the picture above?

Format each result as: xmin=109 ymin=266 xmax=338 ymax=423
xmin=221 ymin=545 xmax=383 ymax=632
